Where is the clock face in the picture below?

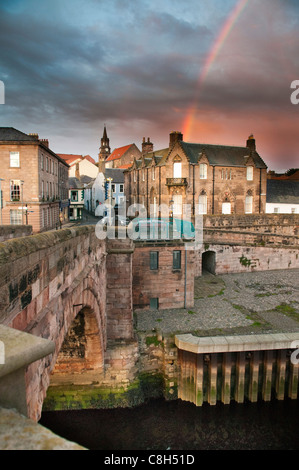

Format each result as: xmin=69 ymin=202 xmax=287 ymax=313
xmin=106 ymin=148 xmax=109 ymax=151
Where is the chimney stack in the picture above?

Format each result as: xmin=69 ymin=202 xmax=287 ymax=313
xmin=29 ymin=133 xmax=39 ymax=139
xmin=169 ymin=131 xmax=183 ymax=149
xmin=75 ymin=162 xmax=80 ymax=180
xmin=246 ymin=134 xmax=256 ymax=151
xmin=142 ymin=137 xmax=154 ymax=155
xmin=40 ymin=139 xmax=49 ymax=148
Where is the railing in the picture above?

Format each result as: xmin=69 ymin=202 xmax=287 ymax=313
xmin=166 ymin=178 xmax=188 ymax=186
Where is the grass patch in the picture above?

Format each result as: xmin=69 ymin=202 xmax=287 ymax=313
xmin=274 ymin=303 xmax=297 ymax=316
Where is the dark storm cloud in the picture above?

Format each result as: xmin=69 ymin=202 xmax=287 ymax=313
xmin=0 ymin=0 xmax=298 ymax=169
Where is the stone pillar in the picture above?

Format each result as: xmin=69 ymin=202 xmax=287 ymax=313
xmin=209 ymin=354 xmax=218 ymax=405
xmin=288 ymin=360 xmax=299 ymax=400
xmin=249 ymin=351 xmax=259 ymax=403
xmin=106 ymin=239 xmax=134 ymax=340
xmin=222 ymin=352 xmax=231 ymax=405
xmin=262 ymin=350 xmax=273 ymax=402
xmin=235 ymin=352 xmax=246 ymax=403
xmin=276 ymin=350 xmax=286 ymax=400
xmin=195 ymin=354 xmax=204 ymax=406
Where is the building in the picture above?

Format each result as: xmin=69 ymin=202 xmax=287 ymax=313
xmin=58 ymin=154 xmax=98 ymax=179
xmin=105 ymin=168 xmax=125 ymax=206
xmin=84 ymin=172 xmax=105 ymax=214
xmin=68 ymin=177 xmax=85 ymax=221
xmin=124 ymin=131 xmax=268 ymax=217
xmin=266 ymin=179 xmax=299 ymax=214
xmin=98 ymin=125 xmax=111 ymax=169
xmin=105 ymin=143 xmax=141 ymax=169
xmin=0 ymin=127 xmax=69 ymax=232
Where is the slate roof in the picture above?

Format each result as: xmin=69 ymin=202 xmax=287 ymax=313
xmin=266 ymin=180 xmax=299 ymax=204
xmin=0 ymin=127 xmax=69 ymax=167
xmin=0 ymin=127 xmax=38 ymax=142
xmin=180 ymin=142 xmax=267 ymax=168
xmin=128 ymin=141 xmax=267 ymax=170
xmin=105 ymin=168 xmax=124 ymax=183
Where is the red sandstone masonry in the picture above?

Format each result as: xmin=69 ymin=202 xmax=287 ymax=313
xmin=133 ymin=241 xmax=195 ymax=310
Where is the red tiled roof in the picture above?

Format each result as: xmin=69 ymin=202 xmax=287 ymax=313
xmin=57 ymin=154 xmax=83 ymax=164
xmin=83 ymin=154 xmax=96 ymax=164
xmin=118 ymin=163 xmax=133 ymax=169
xmin=57 ymin=153 xmax=96 ymax=166
xmin=105 ymin=144 xmax=133 ymax=162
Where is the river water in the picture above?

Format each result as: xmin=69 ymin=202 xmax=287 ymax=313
xmin=39 ymin=398 xmax=299 ymax=450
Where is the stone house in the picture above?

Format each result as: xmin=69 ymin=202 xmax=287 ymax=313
xmin=0 ymin=127 xmax=69 ymax=232
xmin=124 ymin=131 xmax=268 ymax=218
xmin=105 ymin=143 xmax=141 ymax=169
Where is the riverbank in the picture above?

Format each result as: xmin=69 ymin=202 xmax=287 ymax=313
xmin=135 ymin=269 xmax=299 ymax=337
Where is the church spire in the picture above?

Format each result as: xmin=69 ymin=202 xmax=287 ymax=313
xmin=98 ymin=124 xmax=111 ymax=169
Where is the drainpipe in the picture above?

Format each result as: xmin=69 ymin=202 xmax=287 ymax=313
xmin=259 ymin=168 xmax=262 ymax=213
xmin=212 ymin=166 xmax=215 ymax=214
xmin=184 ymin=249 xmax=187 ymax=309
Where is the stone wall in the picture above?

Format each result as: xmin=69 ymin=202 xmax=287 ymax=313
xmin=0 ymin=225 xmax=32 ymax=242
xmin=196 ymin=243 xmax=299 ymax=276
xmin=0 ymin=226 xmax=107 ymax=420
xmin=203 ymin=214 xmax=299 ymax=235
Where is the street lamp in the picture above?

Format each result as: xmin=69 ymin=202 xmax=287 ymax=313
xmin=0 ymin=178 xmax=4 ymax=225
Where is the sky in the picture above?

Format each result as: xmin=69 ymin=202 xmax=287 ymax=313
xmin=0 ymin=0 xmax=298 ymax=172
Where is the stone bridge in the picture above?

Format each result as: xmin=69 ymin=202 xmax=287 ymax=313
xmin=0 ymin=215 xmax=298 ymax=423
xmin=0 ymin=226 xmax=134 ymax=421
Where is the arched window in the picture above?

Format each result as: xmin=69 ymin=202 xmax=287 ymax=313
xmin=245 ymin=192 xmax=253 ymax=213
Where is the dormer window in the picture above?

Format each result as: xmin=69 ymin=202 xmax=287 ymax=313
xmin=199 ymin=163 xmax=207 ymax=179
xmin=246 ymin=166 xmax=253 ymax=181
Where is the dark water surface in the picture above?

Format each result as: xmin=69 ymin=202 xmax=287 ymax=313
xmin=39 ymin=398 xmax=299 ymax=450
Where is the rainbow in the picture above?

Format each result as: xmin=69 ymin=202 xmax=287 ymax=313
xmin=182 ymin=0 xmax=249 ymax=141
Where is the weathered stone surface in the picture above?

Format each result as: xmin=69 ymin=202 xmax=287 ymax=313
xmin=0 ymin=407 xmax=85 ymax=450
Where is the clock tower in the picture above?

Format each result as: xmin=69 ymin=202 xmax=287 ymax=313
xmin=98 ymin=125 xmax=111 ymax=168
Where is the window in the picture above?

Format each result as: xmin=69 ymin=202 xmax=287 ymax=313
xmin=245 ymin=194 xmax=253 ymax=213
xmin=199 ymin=163 xmax=207 ymax=179
xmin=198 ymin=193 xmax=207 ymax=214
xmin=111 ymin=184 xmax=116 ymax=193
xmin=173 ymin=162 xmax=182 ymax=178
xmin=142 ymin=170 xmax=145 ymax=182
xmin=150 ymin=251 xmax=159 ymax=270
xmin=119 ymin=184 xmax=124 ymax=193
xmin=173 ymin=250 xmax=181 ymax=270
xmin=150 ymin=298 xmax=159 ymax=309
xmin=10 ymin=180 xmax=21 ymax=201
xmin=246 ymin=166 xmax=253 ymax=181
xmin=46 ymin=157 xmax=49 ymax=172
xmin=41 ymin=181 xmax=44 ymax=198
xmin=10 ymin=152 xmax=20 ymax=168
xmin=41 ymin=154 xmax=44 ymax=170
xmin=10 ymin=209 xmax=22 ymax=225
xmin=152 ymin=167 xmax=155 ymax=181
xmin=173 ymin=194 xmax=182 ymax=215
xmin=134 ymin=171 xmax=136 ymax=183
xmin=71 ymin=190 xmax=78 ymax=202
